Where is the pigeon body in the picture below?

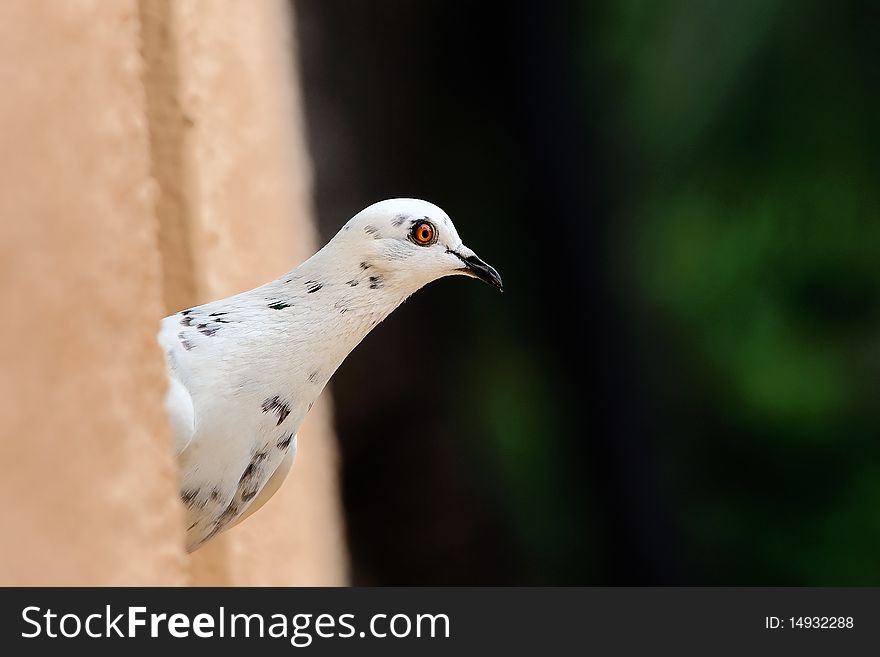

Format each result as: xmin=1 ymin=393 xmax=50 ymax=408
xmin=160 ymin=199 xmax=501 ymax=551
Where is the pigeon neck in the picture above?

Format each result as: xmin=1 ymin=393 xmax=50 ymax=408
xmin=278 ymin=247 xmax=416 ymax=380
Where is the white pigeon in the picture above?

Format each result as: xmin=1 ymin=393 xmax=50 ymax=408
xmin=159 ymin=198 xmax=502 ymax=551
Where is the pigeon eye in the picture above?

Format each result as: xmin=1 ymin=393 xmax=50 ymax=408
xmin=410 ymin=221 xmax=436 ymax=246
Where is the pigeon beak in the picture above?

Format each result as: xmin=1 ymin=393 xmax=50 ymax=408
xmin=450 ymin=246 xmax=503 ymax=291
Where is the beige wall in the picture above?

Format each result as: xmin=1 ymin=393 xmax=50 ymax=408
xmin=0 ymin=0 xmax=347 ymax=585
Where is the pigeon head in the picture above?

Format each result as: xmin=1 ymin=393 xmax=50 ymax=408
xmin=334 ymin=198 xmax=503 ymax=291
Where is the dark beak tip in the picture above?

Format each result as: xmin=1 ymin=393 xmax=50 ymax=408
xmin=452 ymin=249 xmax=503 ymax=291
xmin=471 ymin=263 xmax=503 ymax=291
xmin=487 ymin=265 xmax=503 ymax=291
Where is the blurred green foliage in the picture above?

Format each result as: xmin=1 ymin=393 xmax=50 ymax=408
xmin=594 ymin=0 xmax=880 ymax=583
xmin=299 ymin=0 xmax=879 ymax=584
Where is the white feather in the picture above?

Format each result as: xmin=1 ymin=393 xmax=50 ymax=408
xmin=159 ymin=199 xmax=496 ymax=551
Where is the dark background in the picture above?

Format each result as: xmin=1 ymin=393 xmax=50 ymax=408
xmin=292 ymin=0 xmax=880 ymax=585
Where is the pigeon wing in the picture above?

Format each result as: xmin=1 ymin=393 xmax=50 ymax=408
xmin=158 ymin=318 xmax=195 ymax=455
xmin=164 ymin=373 xmax=195 ymax=455
xmin=227 ymin=436 xmax=297 ymax=530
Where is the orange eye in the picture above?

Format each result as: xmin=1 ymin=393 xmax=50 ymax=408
xmin=410 ymin=221 xmax=436 ymax=245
